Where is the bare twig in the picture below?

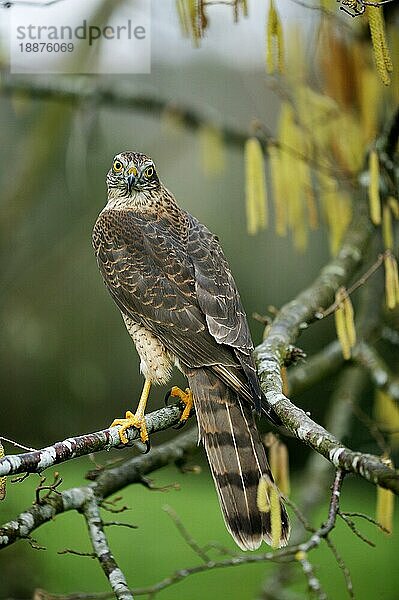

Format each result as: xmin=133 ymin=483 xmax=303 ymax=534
xmin=0 ymin=436 xmax=37 ymax=452
xmin=58 ymin=549 xmax=96 ymax=558
xmin=163 ymin=504 xmax=211 ymax=563
xmin=338 ymin=513 xmax=376 ymax=547
xmin=82 ymin=490 xmax=133 ymax=600
xmin=320 ymin=252 xmax=389 ymax=319
xmin=1 ymin=0 xmax=66 ymax=6
xmin=103 ymin=522 xmax=138 ymax=530
xmin=339 ymin=511 xmax=391 ymax=533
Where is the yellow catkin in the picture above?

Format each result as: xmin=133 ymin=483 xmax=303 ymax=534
xmin=374 ymin=390 xmax=399 ymax=449
xmin=368 ymin=150 xmax=381 ymax=225
xmin=245 ymin=137 xmax=268 ymax=235
xmin=198 ymin=125 xmax=225 ymax=176
xmin=268 ymin=435 xmax=290 ymax=497
xmin=335 ymin=302 xmax=351 ymax=359
xmin=176 ymin=0 xmax=190 ymax=37
xmin=327 ymin=191 xmax=352 ymax=256
xmin=285 ymin=26 xmax=305 ymax=83
xmin=256 ymin=475 xmax=282 ymax=549
xmin=382 ymin=205 xmax=394 ymax=250
xmin=296 ymin=87 xmax=337 ymax=205
xmin=177 ymin=0 xmax=201 ymax=46
xmin=379 ymin=17 xmax=393 ymax=74
xmin=334 ymin=287 xmax=356 ymax=360
xmin=190 ymin=0 xmax=201 ymax=46
xmin=376 ymin=486 xmax=394 ymax=533
xmin=358 ymin=68 xmax=380 ymax=142
xmin=278 ymin=103 xmax=308 ymax=251
xmin=384 ymin=254 xmax=399 ymax=310
xmin=256 ymin=475 xmax=270 ymax=513
xmin=266 ymin=0 xmax=284 ymax=74
xmin=366 ymin=3 xmax=392 ymax=85
xmin=269 ymin=145 xmax=287 ymax=237
xmin=270 ymin=484 xmax=282 ymax=548
xmin=0 ymin=441 xmax=6 ymax=501
xmin=376 ymin=457 xmax=395 ymax=533
xmin=240 ymin=0 xmax=249 ymax=17
xmin=319 ymin=173 xmax=352 ymax=256
xmin=388 ymin=196 xmax=399 ymax=219
xmin=331 ymin=112 xmax=363 ymax=174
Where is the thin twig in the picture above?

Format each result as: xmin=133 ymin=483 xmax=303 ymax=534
xmin=339 ymin=511 xmax=390 ymax=533
xmin=0 ymin=436 xmax=37 ymax=452
xmin=163 ymin=505 xmax=211 ymax=563
xmin=338 ymin=513 xmax=376 ymax=547
xmin=321 ymin=252 xmax=389 ymax=319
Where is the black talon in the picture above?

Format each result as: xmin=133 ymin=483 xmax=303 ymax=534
xmin=173 ymin=419 xmax=187 ymax=430
xmin=143 ymin=439 xmax=151 ymax=454
xmin=164 ymin=388 xmax=173 ymax=406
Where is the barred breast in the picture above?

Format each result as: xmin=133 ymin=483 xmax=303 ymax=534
xmin=122 ymin=314 xmax=174 ymax=384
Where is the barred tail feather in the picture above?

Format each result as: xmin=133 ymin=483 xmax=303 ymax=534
xmin=186 ymin=368 xmax=290 ymax=551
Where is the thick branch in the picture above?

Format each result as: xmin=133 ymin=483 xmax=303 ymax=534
xmin=0 ymin=427 xmax=198 ymax=549
xmin=0 ymin=404 xmax=184 ymax=478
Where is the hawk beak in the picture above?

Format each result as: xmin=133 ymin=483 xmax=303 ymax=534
xmin=126 ymin=174 xmax=136 ymax=194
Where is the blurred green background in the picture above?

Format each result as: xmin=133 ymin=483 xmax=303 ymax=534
xmin=0 ymin=1 xmax=398 ymax=598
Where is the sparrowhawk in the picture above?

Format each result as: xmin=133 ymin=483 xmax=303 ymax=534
xmin=92 ymin=151 xmax=290 ymax=550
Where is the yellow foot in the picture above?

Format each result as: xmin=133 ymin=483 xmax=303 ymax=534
xmin=169 ymin=386 xmax=194 ymax=424
xmin=110 ymin=410 xmax=148 ymax=446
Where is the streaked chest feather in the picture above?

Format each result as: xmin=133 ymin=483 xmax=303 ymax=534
xmin=122 ymin=314 xmax=175 ymax=384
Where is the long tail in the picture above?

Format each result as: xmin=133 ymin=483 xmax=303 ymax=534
xmin=186 ymin=367 xmax=290 ymax=551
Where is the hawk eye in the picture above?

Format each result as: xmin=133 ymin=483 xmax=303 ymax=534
xmin=144 ymin=166 xmax=154 ymax=178
xmin=113 ymin=160 xmax=123 ymax=173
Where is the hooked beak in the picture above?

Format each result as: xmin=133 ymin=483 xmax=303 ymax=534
xmin=125 ymin=166 xmax=138 ymax=194
xmin=126 ymin=173 xmax=136 ymax=194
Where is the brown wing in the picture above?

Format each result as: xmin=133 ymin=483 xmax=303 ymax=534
xmin=93 ymin=208 xmax=268 ymax=413
xmin=93 ymin=209 xmax=238 ymax=365
xmin=185 ymin=213 xmax=265 ymax=411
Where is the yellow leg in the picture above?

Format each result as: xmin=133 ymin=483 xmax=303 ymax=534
xmin=111 ymin=379 xmax=152 ymax=445
xmin=169 ymin=386 xmax=194 ymax=423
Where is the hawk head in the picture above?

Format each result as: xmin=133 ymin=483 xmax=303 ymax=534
xmin=106 ymin=151 xmax=161 ymax=198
